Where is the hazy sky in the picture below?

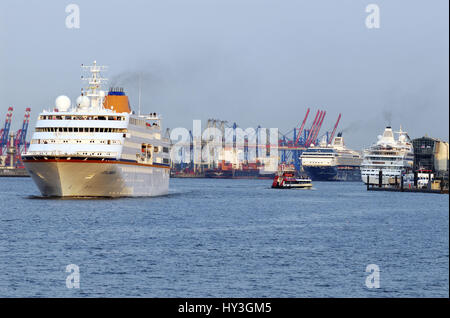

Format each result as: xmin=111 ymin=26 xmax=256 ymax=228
xmin=0 ymin=0 xmax=448 ymax=149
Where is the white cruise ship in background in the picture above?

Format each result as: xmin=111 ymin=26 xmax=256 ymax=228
xmin=361 ymin=126 xmax=414 ymax=185
xmin=300 ymin=133 xmax=363 ymax=181
xmin=22 ymin=61 xmax=170 ymax=197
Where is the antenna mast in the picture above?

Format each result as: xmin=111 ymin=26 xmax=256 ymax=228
xmin=138 ymin=73 xmax=142 ymax=116
xmin=81 ymin=61 xmax=108 ymax=109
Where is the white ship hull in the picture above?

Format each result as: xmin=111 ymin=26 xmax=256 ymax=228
xmin=360 ymin=126 xmax=414 ymax=185
xmin=23 ymin=61 xmax=172 ymax=197
xmin=24 ymin=159 xmax=169 ymax=197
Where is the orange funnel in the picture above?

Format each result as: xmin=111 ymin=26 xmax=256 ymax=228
xmin=103 ymin=88 xmax=131 ymax=113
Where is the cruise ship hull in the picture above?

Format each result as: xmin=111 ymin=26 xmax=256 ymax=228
xmin=303 ymin=166 xmax=361 ymax=181
xmin=23 ymin=158 xmax=170 ymax=197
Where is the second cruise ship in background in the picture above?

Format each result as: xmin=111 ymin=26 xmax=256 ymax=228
xmin=22 ymin=61 xmax=171 ymax=197
xmin=300 ymin=133 xmax=363 ymax=181
xmin=361 ymin=126 xmax=414 ymax=184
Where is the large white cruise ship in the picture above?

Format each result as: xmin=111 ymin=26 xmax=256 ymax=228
xmin=300 ymin=133 xmax=363 ymax=181
xmin=22 ymin=61 xmax=170 ymax=197
xmin=361 ymin=126 xmax=414 ymax=184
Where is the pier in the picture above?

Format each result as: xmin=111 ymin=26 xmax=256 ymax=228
xmin=366 ymin=171 xmax=449 ymax=194
xmin=0 ymin=167 xmax=29 ymax=177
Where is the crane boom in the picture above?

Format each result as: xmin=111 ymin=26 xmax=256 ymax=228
xmin=306 ymin=110 xmax=323 ymax=147
xmin=307 ymin=111 xmax=323 ymax=147
xmin=295 ymin=108 xmax=310 ymax=145
xmin=328 ymin=113 xmax=341 ymax=145
xmin=310 ymin=110 xmax=326 ymax=146
xmin=305 ymin=110 xmax=320 ymax=147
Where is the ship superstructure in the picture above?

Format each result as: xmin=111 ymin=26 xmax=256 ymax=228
xmin=361 ymin=126 xmax=414 ymax=184
xmin=300 ymin=133 xmax=362 ymax=181
xmin=22 ymin=61 xmax=170 ymax=196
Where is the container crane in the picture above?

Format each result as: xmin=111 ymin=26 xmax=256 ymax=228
xmin=0 ymin=107 xmax=14 ymax=156
xmin=14 ymin=107 xmax=31 ymax=152
xmin=13 ymin=108 xmax=31 ymax=168
xmin=328 ymin=113 xmax=341 ymax=145
xmin=309 ymin=110 xmax=326 ymax=147
xmin=305 ymin=110 xmax=325 ymax=147
xmin=295 ymin=108 xmax=310 ymax=145
xmin=304 ymin=110 xmax=321 ymax=147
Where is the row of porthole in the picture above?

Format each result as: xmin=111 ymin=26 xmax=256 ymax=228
xmin=31 ymin=139 xmax=122 ymax=145
xmin=39 ymin=115 xmax=126 ymax=121
xmin=35 ymin=127 xmax=127 ymax=133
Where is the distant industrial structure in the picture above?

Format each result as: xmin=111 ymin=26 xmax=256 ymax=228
xmin=412 ymin=136 xmax=449 ymax=190
xmin=171 ymin=119 xmax=280 ymax=178
xmin=0 ymin=107 xmax=31 ymax=177
xmin=170 ymin=108 xmax=343 ymax=178
xmin=277 ymin=108 xmax=341 ymax=171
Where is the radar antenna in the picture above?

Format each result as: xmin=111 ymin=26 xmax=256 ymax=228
xmin=81 ymin=61 xmax=108 ymax=109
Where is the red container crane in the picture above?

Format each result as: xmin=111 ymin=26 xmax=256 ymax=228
xmin=328 ymin=113 xmax=341 ymax=145
xmin=295 ymin=108 xmax=310 ymax=145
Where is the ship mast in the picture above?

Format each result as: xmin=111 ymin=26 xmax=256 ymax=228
xmin=81 ymin=61 xmax=108 ymax=110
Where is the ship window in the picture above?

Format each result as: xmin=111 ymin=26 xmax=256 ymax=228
xmin=163 ymin=158 xmax=170 ymax=164
xmin=89 ymin=128 xmax=94 ymax=132
xmin=163 ymin=147 xmax=169 ymax=153
xmin=154 ymin=146 xmax=159 ymax=153
xmin=95 ymin=128 xmax=99 ymax=132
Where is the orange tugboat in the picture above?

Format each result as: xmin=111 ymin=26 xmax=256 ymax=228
xmin=271 ymin=165 xmax=313 ymax=189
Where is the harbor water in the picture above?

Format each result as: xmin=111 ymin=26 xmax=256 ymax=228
xmin=0 ymin=178 xmax=448 ymax=297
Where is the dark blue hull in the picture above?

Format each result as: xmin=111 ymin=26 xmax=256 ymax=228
xmin=303 ymin=166 xmax=361 ymax=181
